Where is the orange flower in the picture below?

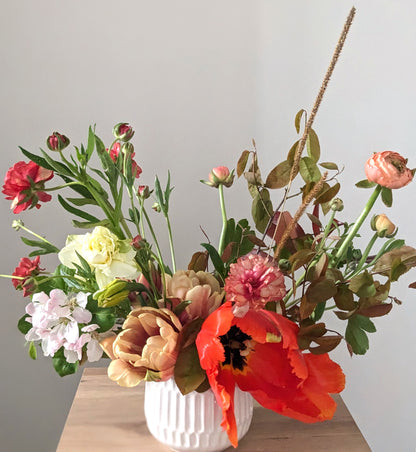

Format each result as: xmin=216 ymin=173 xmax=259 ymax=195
xmin=101 ymin=307 xmax=181 ymax=387
xmin=365 ymin=151 xmax=413 ymax=189
xmin=196 ymin=303 xmax=345 ymax=448
xmin=162 ymin=270 xmax=223 ymax=324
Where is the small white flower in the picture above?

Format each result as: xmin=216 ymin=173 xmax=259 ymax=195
xmin=24 ymin=289 xmax=102 ymax=365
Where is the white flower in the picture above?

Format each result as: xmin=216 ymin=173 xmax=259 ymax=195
xmin=58 ymin=226 xmax=140 ymax=288
xmin=24 ymin=289 xmax=102 ymax=363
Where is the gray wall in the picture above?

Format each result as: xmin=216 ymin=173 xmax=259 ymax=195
xmin=1 ymin=1 xmax=415 ymax=451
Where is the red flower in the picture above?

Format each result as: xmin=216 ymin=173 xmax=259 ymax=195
xmin=109 ymin=143 xmax=142 ymax=179
xmin=365 ymin=151 xmax=413 ymax=189
xmin=2 ymin=161 xmax=54 ymax=213
xmin=12 ymin=256 xmax=42 ymax=296
xmin=196 ymin=303 xmax=345 ymax=448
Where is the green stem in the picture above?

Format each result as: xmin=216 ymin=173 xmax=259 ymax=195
xmin=350 ymin=232 xmax=378 ymax=276
xmin=333 ymin=185 xmax=382 ymax=266
xmin=316 ymin=209 xmax=337 ymax=253
xmin=283 ymin=269 xmax=307 ymax=306
xmin=12 ymin=221 xmax=57 ymax=247
xmin=142 ymin=208 xmax=164 ymax=265
xmin=165 ymin=215 xmax=176 ymax=273
xmin=218 ymin=184 xmax=228 ymax=256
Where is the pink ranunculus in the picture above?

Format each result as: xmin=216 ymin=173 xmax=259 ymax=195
xmin=207 ymin=166 xmax=234 ymax=188
xmin=2 ymin=161 xmax=54 ymax=213
xmin=109 ymin=143 xmax=142 ymax=178
xmin=225 ymin=253 xmax=286 ymax=317
xmin=365 ymin=151 xmax=413 ymax=189
xmin=12 ymin=256 xmax=42 ymax=297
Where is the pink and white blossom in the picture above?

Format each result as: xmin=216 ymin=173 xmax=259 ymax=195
xmin=24 ymin=289 xmax=103 ymax=363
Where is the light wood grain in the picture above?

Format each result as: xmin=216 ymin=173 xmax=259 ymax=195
xmin=56 ymin=368 xmax=370 ymax=452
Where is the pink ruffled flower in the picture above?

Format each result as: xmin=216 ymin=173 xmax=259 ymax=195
xmin=225 ymin=254 xmax=286 ymax=317
xmin=2 ymin=161 xmax=54 ymax=213
xmin=12 ymin=256 xmax=42 ymax=297
xmin=365 ymin=151 xmax=413 ymax=189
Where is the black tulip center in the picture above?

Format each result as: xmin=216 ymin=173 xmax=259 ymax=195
xmin=219 ymin=325 xmax=252 ymax=371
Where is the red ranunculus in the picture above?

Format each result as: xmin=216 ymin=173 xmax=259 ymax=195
xmin=365 ymin=151 xmax=413 ymax=189
xmin=109 ymin=143 xmax=142 ymax=179
xmin=196 ymin=303 xmax=345 ymax=448
xmin=12 ymin=256 xmax=42 ymax=296
xmin=2 ymin=161 xmax=54 ymax=213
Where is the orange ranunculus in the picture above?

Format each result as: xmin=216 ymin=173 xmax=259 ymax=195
xmin=195 ymin=303 xmax=345 ymax=448
xmin=365 ymin=151 xmax=413 ymax=189
xmin=162 ymin=270 xmax=223 ymax=324
xmin=101 ymin=307 xmax=181 ymax=387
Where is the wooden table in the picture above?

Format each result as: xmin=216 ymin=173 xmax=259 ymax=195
xmin=56 ymin=368 xmax=370 ymax=451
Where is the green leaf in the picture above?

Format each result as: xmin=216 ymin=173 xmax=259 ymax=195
xmin=58 ymin=195 xmax=101 ymax=222
xmin=17 ymin=314 xmax=32 ymax=335
xmin=355 ymin=179 xmax=377 ymax=189
xmin=72 ymin=219 xmax=111 ymax=229
xmin=91 ymin=308 xmax=116 ymax=333
xmin=306 ymin=129 xmax=320 ymax=162
xmin=86 ymin=126 xmax=96 ymax=161
xmin=19 ymin=147 xmax=54 ymax=171
xmin=237 ymin=150 xmax=250 ymax=178
xmin=287 ymin=140 xmax=300 ymax=165
xmin=373 ymin=246 xmax=416 ymax=278
xmin=349 ymin=271 xmax=376 ymax=298
xmin=381 ymin=187 xmax=393 ymax=207
xmin=174 ymin=343 xmax=206 ymax=395
xmin=201 ymin=243 xmax=225 ymax=280
xmin=52 ymin=348 xmax=79 ymax=376
xmin=295 ymin=109 xmax=306 ymax=134
xmin=65 ymin=197 xmax=98 ymax=207
xmin=265 ymin=160 xmax=292 ymax=189
xmin=345 ymin=315 xmax=376 ymax=355
xmin=40 ymin=150 xmax=74 ymax=176
xmin=20 ymin=237 xmax=60 ymax=254
xmin=319 ymin=162 xmax=339 ymax=171
xmin=251 ymin=188 xmax=273 ymax=234
xmin=28 ymin=341 xmax=37 ymax=360
xmin=299 ymin=156 xmax=321 ymax=183
xmin=312 ymin=301 xmax=327 ymax=322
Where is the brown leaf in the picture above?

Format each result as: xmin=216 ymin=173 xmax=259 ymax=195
xmin=187 ymin=251 xmax=208 ymax=272
xmin=265 ymin=160 xmax=292 ymax=189
xmin=373 ymin=246 xmax=416 ymax=276
xmin=357 ymin=303 xmax=393 ymax=318
xmin=309 ymin=335 xmax=342 ymax=354
xmin=237 ymin=150 xmax=250 ymax=178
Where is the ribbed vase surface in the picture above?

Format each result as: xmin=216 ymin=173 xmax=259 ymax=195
xmin=144 ymin=378 xmax=253 ymax=452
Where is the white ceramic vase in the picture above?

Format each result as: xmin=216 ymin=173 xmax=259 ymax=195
xmin=144 ymin=377 xmax=253 ymax=452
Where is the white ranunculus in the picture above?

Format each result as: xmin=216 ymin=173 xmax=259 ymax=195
xmin=58 ymin=226 xmax=140 ymax=288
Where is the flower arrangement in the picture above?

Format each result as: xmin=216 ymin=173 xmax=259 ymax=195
xmin=3 ymin=8 xmax=416 ymax=450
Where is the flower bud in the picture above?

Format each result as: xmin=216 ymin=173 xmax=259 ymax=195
xmin=201 ymin=166 xmax=235 ymax=188
xmin=351 ymin=249 xmax=362 ymax=260
xmin=46 ymin=132 xmax=70 ymax=151
xmin=330 ymin=198 xmax=344 ymax=212
xmin=113 ymin=123 xmax=135 ymax=142
xmin=12 ymin=219 xmax=24 ymax=231
xmin=121 ymin=142 xmax=134 ymax=156
xmin=138 ymin=185 xmax=151 ymax=199
xmin=152 ymin=202 xmax=161 ymax=212
xmin=371 ymin=214 xmax=397 ymax=238
xmin=131 ymin=234 xmax=144 ymax=249
xmin=94 ymin=279 xmax=131 ymax=308
xmin=278 ymin=259 xmax=291 ymax=272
